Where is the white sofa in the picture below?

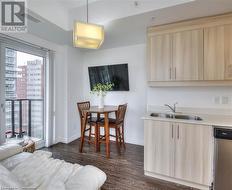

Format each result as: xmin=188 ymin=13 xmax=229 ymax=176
xmin=0 ymin=144 xmax=106 ymax=190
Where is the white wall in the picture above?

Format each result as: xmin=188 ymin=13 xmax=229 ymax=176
xmin=82 ymin=44 xmax=147 ymax=145
xmin=67 ymin=46 xmax=83 ymax=142
xmin=82 ymin=43 xmax=232 ymax=146
xmin=147 ymin=87 xmax=232 ymax=110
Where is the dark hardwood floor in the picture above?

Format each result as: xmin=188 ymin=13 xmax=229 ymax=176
xmin=43 ymin=139 xmax=196 ymax=190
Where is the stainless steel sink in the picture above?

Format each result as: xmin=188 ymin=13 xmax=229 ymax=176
xmin=150 ymin=113 xmax=202 ymax=121
xmin=173 ymin=114 xmax=202 ymax=121
xmin=150 ymin=113 xmax=173 ymax=118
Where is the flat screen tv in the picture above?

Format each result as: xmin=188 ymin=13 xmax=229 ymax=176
xmin=88 ymin=64 xmax=129 ymax=91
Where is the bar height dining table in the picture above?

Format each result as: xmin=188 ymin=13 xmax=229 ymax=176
xmin=79 ymin=105 xmax=118 ymax=158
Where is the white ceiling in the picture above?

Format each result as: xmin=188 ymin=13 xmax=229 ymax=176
xmin=53 ymin=0 xmax=99 ymax=10
xmin=26 ymin=0 xmax=232 ymax=49
xmin=28 ymin=0 xmax=195 ymax=30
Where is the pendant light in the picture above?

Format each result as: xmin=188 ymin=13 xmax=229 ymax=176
xmin=73 ymin=0 xmax=104 ymax=49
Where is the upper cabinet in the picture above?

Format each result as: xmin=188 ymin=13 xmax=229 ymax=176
xmin=204 ymin=24 xmax=232 ymax=80
xmin=147 ymin=13 xmax=232 ymax=86
xmin=173 ymin=29 xmax=203 ymax=81
xmin=148 ymin=33 xmax=172 ymax=81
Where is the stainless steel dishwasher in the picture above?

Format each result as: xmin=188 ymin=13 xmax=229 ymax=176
xmin=214 ymin=128 xmax=232 ymax=190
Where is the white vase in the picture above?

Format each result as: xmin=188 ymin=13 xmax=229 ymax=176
xmin=98 ymin=93 xmax=104 ymax=109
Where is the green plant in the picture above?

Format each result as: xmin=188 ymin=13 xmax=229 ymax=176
xmin=91 ymin=83 xmax=114 ymax=96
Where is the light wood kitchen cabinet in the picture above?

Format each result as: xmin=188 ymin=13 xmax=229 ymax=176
xmin=174 ymin=123 xmax=214 ymax=186
xmin=147 ymin=13 xmax=232 ymax=86
xmin=148 ymin=33 xmax=172 ymax=81
xmin=204 ymin=24 xmax=232 ymax=80
xmin=144 ymin=120 xmax=174 ymax=176
xmin=148 ymin=29 xmax=204 ymax=82
xmin=144 ymin=120 xmax=214 ymax=189
xmin=173 ymin=29 xmax=204 ymax=81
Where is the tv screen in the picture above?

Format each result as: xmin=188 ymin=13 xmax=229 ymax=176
xmin=88 ymin=64 xmax=129 ymax=91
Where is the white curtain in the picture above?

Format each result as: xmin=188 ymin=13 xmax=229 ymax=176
xmin=45 ymin=51 xmax=55 ymax=147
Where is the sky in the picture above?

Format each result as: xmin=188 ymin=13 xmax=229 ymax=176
xmin=17 ymin=51 xmax=43 ymax=66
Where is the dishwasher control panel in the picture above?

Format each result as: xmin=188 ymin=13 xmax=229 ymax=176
xmin=214 ymin=128 xmax=232 ymax=140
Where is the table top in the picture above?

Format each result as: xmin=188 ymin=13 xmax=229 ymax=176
xmin=84 ymin=105 xmax=118 ymax=113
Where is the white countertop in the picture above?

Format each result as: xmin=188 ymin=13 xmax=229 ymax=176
xmin=142 ymin=112 xmax=232 ymax=128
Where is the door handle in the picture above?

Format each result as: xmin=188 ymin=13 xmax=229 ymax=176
xmin=177 ymin=125 xmax=180 ymax=139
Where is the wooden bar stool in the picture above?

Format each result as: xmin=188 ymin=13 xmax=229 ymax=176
xmin=98 ymin=104 xmax=127 ymax=153
xmin=77 ymin=101 xmax=99 ymax=151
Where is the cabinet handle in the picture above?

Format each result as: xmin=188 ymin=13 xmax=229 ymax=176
xmin=174 ymin=67 xmax=177 ymax=80
xmin=177 ymin=125 xmax=180 ymax=139
xmin=169 ymin=68 xmax=172 ymax=80
xmin=172 ymin=124 xmax=174 ymax=139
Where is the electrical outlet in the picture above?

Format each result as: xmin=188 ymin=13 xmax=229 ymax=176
xmin=214 ymin=96 xmax=220 ymax=104
xmin=221 ymin=96 xmax=231 ymax=105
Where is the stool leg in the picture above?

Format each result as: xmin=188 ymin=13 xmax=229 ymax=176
xmin=79 ymin=125 xmax=85 ymax=152
xmin=118 ymin=127 xmax=122 ymax=147
xmin=97 ymin=125 xmax=101 ymax=152
xmin=115 ymin=127 xmax=120 ymax=153
xmin=80 ymin=114 xmax=87 ymax=153
xmin=95 ymin=124 xmax=99 ymax=152
xmin=88 ymin=124 xmax=92 ymax=144
xmin=122 ymin=124 xmax=126 ymax=149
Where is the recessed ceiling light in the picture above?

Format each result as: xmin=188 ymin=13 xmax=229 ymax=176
xmin=134 ymin=1 xmax=139 ymax=7
xmin=151 ymin=16 xmax=156 ymax=21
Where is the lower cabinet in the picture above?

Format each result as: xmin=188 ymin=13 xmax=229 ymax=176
xmin=144 ymin=120 xmax=174 ymax=176
xmin=144 ymin=120 xmax=214 ymax=189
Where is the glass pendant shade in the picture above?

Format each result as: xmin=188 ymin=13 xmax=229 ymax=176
xmin=73 ymin=22 xmax=104 ymax=49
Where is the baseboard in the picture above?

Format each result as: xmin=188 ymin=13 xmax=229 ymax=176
xmin=55 ymin=137 xmax=67 ymax=144
xmin=56 ymin=134 xmax=144 ymax=146
xmin=67 ymin=133 xmax=80 ymax=143
xmin=145 ymin=171 xmax=210 ymax=190
xmin=56 ymin=133 xmax=80 ymax=144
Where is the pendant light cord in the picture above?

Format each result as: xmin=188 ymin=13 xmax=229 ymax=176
xmin=87 ymin=0 xmax=89 ymax=23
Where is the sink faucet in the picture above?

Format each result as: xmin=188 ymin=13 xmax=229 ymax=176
xmin=164 ymin=102 xmax=178 ymax=113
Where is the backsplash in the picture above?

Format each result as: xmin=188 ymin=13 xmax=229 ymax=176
xmin=147 ymin=86 xmax=232 ymax=115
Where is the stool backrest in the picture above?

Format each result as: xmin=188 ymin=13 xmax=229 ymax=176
xmin=116 ymin=104 xmax=127 ymax=125
xmin=77 ymin=101 xmax=90 ymax=119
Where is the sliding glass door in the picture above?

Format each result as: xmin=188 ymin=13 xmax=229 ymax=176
xmin=0 ymin=39 xmax=48 ymax=144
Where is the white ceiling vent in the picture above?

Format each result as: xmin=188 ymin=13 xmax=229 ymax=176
xmin=26 ymin=13 xmax=41 ymax=23
xmin=20 ymin=12 xmax=41 ymax=23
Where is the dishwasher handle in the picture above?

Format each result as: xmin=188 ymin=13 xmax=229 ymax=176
xmin=214 ymin=128 xmax=232 ymax=140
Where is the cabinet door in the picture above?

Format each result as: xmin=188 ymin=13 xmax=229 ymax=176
xmin=173 ymin=29 xmax=204 ymax=81
xmin=174 ymin=123 xmax=214 ymax=186
xmin=148 ymin=34 xmax=172 ymax=81
xmin=224 ymin=24 xmax=232 ymax=79
xmin=144 ymin=120 xmax=174 ymax=177
xmin=204 ymin=24 xmax=232 ymax=80
xmin=204 ymin=25 xmax=225 ymax=80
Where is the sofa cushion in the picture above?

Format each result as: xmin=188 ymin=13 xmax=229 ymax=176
xmin=0 ymin=144 xmax=23 ymax=161
xmin=1 ymin=152 xmax=32 ymax=171
xmin=0 ymin=163 xmax=22 ymax=189
xmin=66 ymin=165 xmax=107 ymax=190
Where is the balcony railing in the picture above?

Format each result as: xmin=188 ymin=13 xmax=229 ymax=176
xmin=5 ymin=99 xmax=43 ymax=138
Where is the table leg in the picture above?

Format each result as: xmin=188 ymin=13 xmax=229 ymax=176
xmin=97 ymin=113 xmax=100 ymax=152
xmin=104 ymin=112 xmax=110 ymax=158
xmin=95 ymin=123 xmax=99 ymax=152
xmin=79 ymin=112 xmax=87 ymax=153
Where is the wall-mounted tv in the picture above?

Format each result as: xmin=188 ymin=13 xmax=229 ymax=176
xmin=88 ymin=64 xmax=129 ymax=91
